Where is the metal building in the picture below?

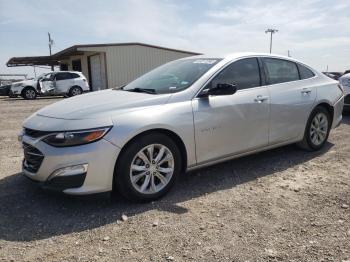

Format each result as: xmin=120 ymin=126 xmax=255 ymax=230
xmin=6 ymin=43 xmax=201 ymax=90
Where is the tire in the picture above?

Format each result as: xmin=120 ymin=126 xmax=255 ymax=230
xmin=68 ymin=86 xmax=83 ymax=97
xmin=297 ymin=106 xmax=331 ymax=151
xmin=22 ymin=87 xmax=37 ymax=100
xmin=115 ymin=133 xmax=182 ymax=202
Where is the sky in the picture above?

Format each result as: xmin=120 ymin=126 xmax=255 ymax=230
xmin=0 ymin=0 xmax=349 ymax=78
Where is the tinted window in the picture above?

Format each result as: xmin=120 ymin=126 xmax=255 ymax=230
xmin=263 ymin=58 xmax=299 ymax=84
xmin=70 ymin=73 xmax=80 ymax=79
xmin=297 ymin=64 xmax=315 ymax=79
xmin=210 ymin=58 xmax=261 ymax=90
xmin=55 ymin=73 xmax=71 ymax=80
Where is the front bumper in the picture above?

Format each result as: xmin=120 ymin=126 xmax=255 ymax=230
xmin=21 ymin=134 xmax=121 ymax=195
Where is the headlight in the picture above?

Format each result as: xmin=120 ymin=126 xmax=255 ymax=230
xmin=43 ymin=127 xmax=111 ymax=147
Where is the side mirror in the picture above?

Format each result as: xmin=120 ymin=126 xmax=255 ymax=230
xmin=199 ymin=83 xmax=237 ymax=97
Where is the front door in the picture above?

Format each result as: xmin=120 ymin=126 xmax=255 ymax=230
xmin=192 ymin=58 xmax=270 ymax=164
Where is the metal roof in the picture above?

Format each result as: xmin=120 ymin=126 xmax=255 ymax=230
xmin=6 ymin=42 xmax=201 ymax=67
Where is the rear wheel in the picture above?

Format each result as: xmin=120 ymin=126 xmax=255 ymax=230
xmin=297 ymin=106 xmax=331 ymax=151
xmin=22 ymin=87 xmax=37 ymax=100
xmin=115 ymin=133 xmax=181 ymax=202
xmin=69 ymin=86 xmax=82 ymax=97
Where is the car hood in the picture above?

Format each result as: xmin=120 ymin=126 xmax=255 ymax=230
xmin=35 ymin=89 xmax=172 ymax=120
xmin=11 ymin=79 xmax=35 ymax=87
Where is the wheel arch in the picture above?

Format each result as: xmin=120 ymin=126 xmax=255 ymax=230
xmin=69 ymin=85 xmax=83 ymax=93
xmin=312 ymin=101 xmax=334 ymax=127
xmin=113 ymin=128 xmax=188 ymax=180
xmin=21 ymin=86 xmax=36 ymax=95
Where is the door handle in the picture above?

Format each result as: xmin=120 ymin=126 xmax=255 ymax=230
xmin=254 ymin=95 xmax=269 ymax=103
xmin=301 ymin=88 xmax=312 ymax=94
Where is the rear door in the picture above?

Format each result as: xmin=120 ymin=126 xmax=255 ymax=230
xmin=192 ymin=57 xmax=270 ymax=164
xmin=55 ymin=72 xmax=74 ymax=93
xmin=262 ymin=58 xmax=316 ymax=144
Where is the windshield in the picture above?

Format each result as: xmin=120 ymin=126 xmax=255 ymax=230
xmin=123 ymin=58 xmax=222 ymax=94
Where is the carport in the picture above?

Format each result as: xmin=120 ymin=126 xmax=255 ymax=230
xmin=7 ymin=42 xmax=200 ymax=91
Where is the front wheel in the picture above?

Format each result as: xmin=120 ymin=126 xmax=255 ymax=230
xmin=297 ymin=106 xmax=331 ymax=151
xmin=22 ymin=88 xmax=37 ymax=100
xmin=115 ymin=133 xmax=181 ymax=202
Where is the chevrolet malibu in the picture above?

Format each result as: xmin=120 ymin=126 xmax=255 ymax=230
xmin=19 ymin=53 xmax=344 ymax=201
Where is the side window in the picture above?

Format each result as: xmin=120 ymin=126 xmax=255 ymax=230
xmin=43 ymin=73 xmax=54 ymax=81
xmin=297 ymin=64 xmax=315 ymax=79
xmin=263 ymin=58 xmax=299 ymax=84
xmin=69 ymin=73 xmax=80 ymax=79
xmin=55 ymin=73 xmax=68 ymax=81
xmin=210 ymin=58 xmax=261 ymax=90
xmin=56 ymin=73 xmax=77 ymax=80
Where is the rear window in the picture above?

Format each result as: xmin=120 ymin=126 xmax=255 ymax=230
xmin=55 ymin=73 xmax=70 ymax=80
xmin=70 ymin=73 xmax=80 ymax=79
xmin=263 ymin=58 xmax=299 ymax=85
xmin=297 ymin=64 xmax=315 ymax=79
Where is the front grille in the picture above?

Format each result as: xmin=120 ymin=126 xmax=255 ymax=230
xmin=24 ymin=128 xmax=52 ymax=138
xmin=344 ymin=94 xmax=350 ymax=105
xmin=23 ymin=142 xmax=44 ymax=173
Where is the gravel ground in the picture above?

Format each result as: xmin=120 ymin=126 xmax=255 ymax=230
xmin=0 ymin=96 xmax=349 ymax=262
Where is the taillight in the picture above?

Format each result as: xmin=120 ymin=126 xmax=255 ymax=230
xmin=337 ymin=84 xmax=344 ymax=94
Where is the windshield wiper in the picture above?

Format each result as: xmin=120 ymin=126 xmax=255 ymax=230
xmin=126 ymin=87 xmax=157 ymax=94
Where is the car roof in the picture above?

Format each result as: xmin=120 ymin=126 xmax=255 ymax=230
xmin=53 ymin=71 xmax=82 ymax=74
xmin=183 ymin=52 xmax=316 ymax=72
xmin=185 ymin=52 xmax=306 ymax=64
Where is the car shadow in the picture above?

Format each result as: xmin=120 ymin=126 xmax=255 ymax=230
xmin=341 ymin=114 xmax=350 ymax=124
xmin=1 ymin=96 xmax=64 ymax=101
xmin=0 ymin=142 xmax=333 ymax=242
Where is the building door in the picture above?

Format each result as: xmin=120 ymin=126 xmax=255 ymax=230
xmin=89 ymin=55 xmax=102 ymax=91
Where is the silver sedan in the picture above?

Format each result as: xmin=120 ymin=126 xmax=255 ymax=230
xmin=20 ymin=53 xmax=344 ymax=201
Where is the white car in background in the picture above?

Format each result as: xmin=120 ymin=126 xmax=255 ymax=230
xmin=339 ymin=73 xmax=350 ymax=111
xmin=10 ymin=73 xmax=48 ymax=99
xmin=10 ymin=71 xmax=89 ymax=99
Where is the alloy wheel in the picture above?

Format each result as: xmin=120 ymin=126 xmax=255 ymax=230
xmin=130 ymin=144 xmax=174 ymax=194
xmin=71 ymin=87 xmax=82 ymax=96
xmin=26 ymin=89 xmax=36 ymax=99
xmin=310 ymin=112 xmax=328 ymax=146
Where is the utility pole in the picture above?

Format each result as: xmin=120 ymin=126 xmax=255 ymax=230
xmin=287 ymin=50 xmax=291 ymax=57
xmin=48 ymin=32 xmax=54 ymax=71
xmin=265 ymin=28 xmax=278 ymax=54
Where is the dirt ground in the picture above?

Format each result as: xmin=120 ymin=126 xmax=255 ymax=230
xmin=0 ymin=96 xmax=349 ymax=262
